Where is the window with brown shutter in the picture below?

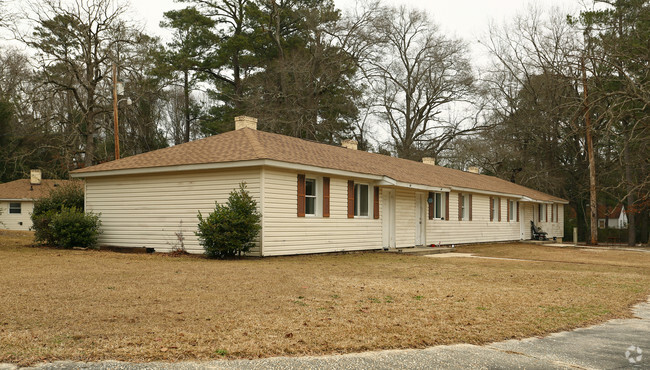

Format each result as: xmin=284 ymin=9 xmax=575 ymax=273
xmin=498 ymin=198 xmax=502 ymax=221
xmin=489 ymin=196 xmax=494 ymax=221
xmin=297 ymin=174 xmax=306 ymax=217
xmin=445 ymin=192 xmax=450 ymax=220
xmin=323 ymin=177 xmax=330 ymax=218
xmin=551 ymin=204 xmax=554 ymax=222
xmin=556 ymin=204 xmax=559 ymax=223
xmin=347 ymin=180 xmax=354 ymax=218
xmin=373 ymin=187 xmax=380 ymax=219
xmin=546 ymin=204 xmax=548 ymax=222
xmin=468 ymin=194 xmax=473 ymax=221
xmin=516 ymin=201 xmax=520 ymax=222
xmin=429 ymin=192 xmax=434 ymax=220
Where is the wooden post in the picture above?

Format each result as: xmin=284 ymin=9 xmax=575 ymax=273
xmin=112 ymin=63 xmax=120 ymax=160
xmin=581 ymin=57 xmax=598 ymax=245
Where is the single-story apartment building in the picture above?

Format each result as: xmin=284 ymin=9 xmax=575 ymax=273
xmin=0 ymin=176 xmax=74 ymax=231
xmin=71 ymin=116 xmax=567 ymax=256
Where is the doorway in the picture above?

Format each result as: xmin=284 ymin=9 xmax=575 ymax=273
xmin=415 ymin=193 xmax=426 ymax=246
xmin=382 ymin=189 xmax=396 ymax=249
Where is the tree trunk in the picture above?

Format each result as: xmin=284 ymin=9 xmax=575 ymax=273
xmin=624 ymin=139 xmax=636 ymax=246
xmin=85 ymin=110 xmax=95 ymax=167
xmin=183 ymin=70 xmax=190 ymax=143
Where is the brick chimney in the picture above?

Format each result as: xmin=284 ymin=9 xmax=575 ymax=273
xmin=341 ymin=139 xmax=358 ymax=150
xmin=468 ymin=166 xmax=480 ymax=174
xmin=30 ymin=169 xmax=42 ymax=185
xmin=422 ymin=157 xmax=436 ymax=166
xmin=235 ymin=116 xmax=257 ymax=130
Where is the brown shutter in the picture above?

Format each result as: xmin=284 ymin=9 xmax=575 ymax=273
xmin=297 ymin=174 xmax=306 ymax=217
xmin=556 ymin=204 xmax=558 ymax=223
xmin=347 ymin=180 xmax=354 ymax=218
xmin=489 ymin=197 xmax=494 ymax=221
xmin=507 ymin=199 xmax=510 ymax=222
xmin=373 ymin=187 xmax=380 ymax=219
xmin=429 ymin=192 xmax=434 ymax=220
xmin=445 ymin=192 xmax=450 ymax=221
xmin=323 ymin=177 xmax=330 ymax=218
xmin=516 ymin=201 xmax=520 ymax=222
xmin=498 ymin=198 xmax=502 ymax=222
xmin=469 ymin=194 xmax=473 ymax=221
xmin=458 ymin=193 xmax=462 ymax=221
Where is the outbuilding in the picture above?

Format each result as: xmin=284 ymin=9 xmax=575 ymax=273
xmin=71 ymin=116 xmax=567 ymax=256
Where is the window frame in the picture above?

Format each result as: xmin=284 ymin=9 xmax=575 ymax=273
xmin=460 ymin=194 xmax=470 ymax=221
xmin=434 ymin=192 xmax=443 ymax=219
xmin=509 ymin=200 xmax=516 ymax=222
xmin=492 ymin=197 xmax=499 ymax=222
xmin=354 ymin=183 xmax=370 ymax=218
xmin=304 ymin=178 xmax=317 ymax=216
xmin=9 ymin=202 xmax=21 ymax=214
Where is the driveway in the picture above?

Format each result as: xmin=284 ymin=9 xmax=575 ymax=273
xmin=9 ymin=297 xmax=649 ymax=370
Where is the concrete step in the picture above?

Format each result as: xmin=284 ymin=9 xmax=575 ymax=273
xmin=386 ymin=247 xmax=455 ymax=256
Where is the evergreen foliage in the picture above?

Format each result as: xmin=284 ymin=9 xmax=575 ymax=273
xmin=196 ymin=182 xmax=261 ymax=258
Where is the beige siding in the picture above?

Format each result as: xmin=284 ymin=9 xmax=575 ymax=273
xmin=85 ymin=168 xmax=261 ymax=254
xmin=426 ymin=191 xmax=519 ymax=245
xmin=0 ymin=201 xmax=34 ymax=231
xmin=262 ymin=168 xmax=382 ymax=256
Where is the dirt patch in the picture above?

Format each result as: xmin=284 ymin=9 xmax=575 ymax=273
xmin=1 ymin=232 xmax=649 ymax=366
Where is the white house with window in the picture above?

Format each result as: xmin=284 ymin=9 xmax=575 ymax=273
xmin=0 ymin=178 xmax=75 ymax=231
xmin=70 ymin=116 xmax=567 ymax=256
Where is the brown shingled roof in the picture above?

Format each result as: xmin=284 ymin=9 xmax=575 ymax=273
xmin=0 ymin=179 xmax=77 ymax=200
xmin=71 ymin=128 xmax=566 ymax=203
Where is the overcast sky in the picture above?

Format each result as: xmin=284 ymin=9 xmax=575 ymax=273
xmin=130 ymin=0 xmax=584 ymax=46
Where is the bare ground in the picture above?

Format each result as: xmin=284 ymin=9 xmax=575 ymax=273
xmin=1 ymin=231 xmax=649 ymax=366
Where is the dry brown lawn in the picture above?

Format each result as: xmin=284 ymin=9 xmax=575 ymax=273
xmin=1 ymin=231 xmax=650 ymax=366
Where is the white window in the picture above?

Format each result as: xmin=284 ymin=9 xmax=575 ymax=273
xmin=305 ymin=178 xmax=316 ymax=215
xmin=492 ymin=197 xmax=499 ymax=221
xmin=460 ymin=194 xmax=469 ymax=220
xmin=509 ymin=200 xmax=516 ymax=221
xmin=9 ymin=202 xmax=21 ymax=214
xmin=598 ymin=219 xmax=605 ymax=229
xmin=434 ymin=192 xmax=443 ymax=218
xmin=354 ymin=183 xmax=369 ymax=217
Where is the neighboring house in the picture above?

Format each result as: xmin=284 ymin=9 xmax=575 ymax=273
xmin=71 ymin=116 xmax=568 ymax=256
xmin=0 ymin=178 xmax=74 ymax=231
xmin=597 ymin=204 xmax=628 ymax=229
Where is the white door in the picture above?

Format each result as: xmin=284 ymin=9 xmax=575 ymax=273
xmin=382 ymin=189 xmax=396 ymax=249
xmin=415 ymin=193 xmax=426 ymax=246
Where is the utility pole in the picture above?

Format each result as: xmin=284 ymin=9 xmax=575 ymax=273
xmin=112 ymin=63 xmax=120 ymax=160
xmin=581 ymin=56 xmax=598 ymax=245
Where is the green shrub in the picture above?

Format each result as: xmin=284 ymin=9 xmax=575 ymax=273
xmin=49 ymin=207 xmax=102 ymax=249
xmin=196 ymin=182 xmax=261 ymax=259
xmin=31 ymin=181 xmax=85 ymax=245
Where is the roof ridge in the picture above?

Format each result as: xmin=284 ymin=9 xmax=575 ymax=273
xmin=244 ymin=128 xmax=266 ymax=159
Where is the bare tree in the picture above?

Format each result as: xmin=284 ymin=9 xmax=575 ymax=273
xmin=364 ymin=6 xmax=474 ymax=160
xmin=15 ymin=0 xmax=135 ymax=166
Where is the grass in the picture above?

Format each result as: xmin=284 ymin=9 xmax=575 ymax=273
xmin=1 ymin=231 xmax=650 ymax=366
